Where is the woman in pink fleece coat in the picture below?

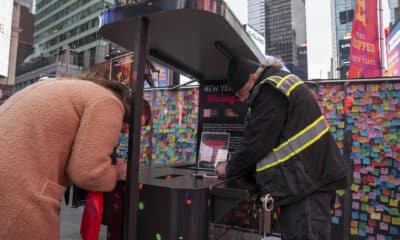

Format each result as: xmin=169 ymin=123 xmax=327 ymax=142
xmin=0 ymin=76 xmax=131 ymax=239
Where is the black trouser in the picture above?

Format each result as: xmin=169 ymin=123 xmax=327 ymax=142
xmin=279 ymin=191 xmax=334 ymax=240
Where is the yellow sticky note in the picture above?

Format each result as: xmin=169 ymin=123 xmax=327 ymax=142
xmin=350 ymin=228 xmax=358 ymax=235
xmin=351 ymin=184 xmax=360 ymax=192
xmin=393 ymin=217 xmax=400 ymax=225
xmin=370 ymin=212 xmax=381 ymax=220
xmin=389 ymin=199 xmax=398 ymax=207
xmin=360 ymin=195 xmax=369 ymax=202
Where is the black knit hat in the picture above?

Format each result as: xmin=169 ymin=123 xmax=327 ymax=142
xmin=227 ymin=58 xmax=261 ymax=93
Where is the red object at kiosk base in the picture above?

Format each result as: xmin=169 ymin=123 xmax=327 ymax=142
xmin=80 ymin=191 xmax=104 ymax=240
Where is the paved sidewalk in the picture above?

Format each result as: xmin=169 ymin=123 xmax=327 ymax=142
xmin=60 ymin=200 xmax=107 ymax=240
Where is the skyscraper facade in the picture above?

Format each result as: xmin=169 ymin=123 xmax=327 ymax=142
xmin=248 ymin=0 xmax=265 ymax=36
xmin=335 ymin=0 xmax=354 ymax=67
xmin=33 ymin=0 xmax=114 ymax=70
xmin=388 ymin=0 xmax=400 ymax=27
xmin=264 ymin=0 xmax=306 ymax=77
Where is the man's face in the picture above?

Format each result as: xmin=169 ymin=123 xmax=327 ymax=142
xmin=236 ymin=74 xmax=255 ymax=102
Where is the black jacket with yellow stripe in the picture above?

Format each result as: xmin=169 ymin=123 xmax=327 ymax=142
xmin=226 ymin=67 xmax=350 ymax=207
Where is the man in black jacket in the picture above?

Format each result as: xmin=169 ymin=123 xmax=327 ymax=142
xmin=216 ymin=57 xmax=350 ymax=240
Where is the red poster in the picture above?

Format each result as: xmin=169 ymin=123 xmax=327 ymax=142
xmin=111 ymin=53 xmax=134 ymax=85
xmin=348 ymin=0 xmax=382 ymax=78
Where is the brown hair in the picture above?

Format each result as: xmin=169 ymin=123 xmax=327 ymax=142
xmin=142 ymin=99 xmax=152 ymax=125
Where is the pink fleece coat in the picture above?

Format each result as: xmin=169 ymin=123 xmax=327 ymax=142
xmin=0 ymin=79 xmax=125 ymax=239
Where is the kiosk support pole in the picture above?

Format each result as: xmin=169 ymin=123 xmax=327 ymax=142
xmin=124 ymin=16 xmax=148 ymax=240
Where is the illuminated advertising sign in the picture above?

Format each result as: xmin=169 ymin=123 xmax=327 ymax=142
xmin=0 ymin=1 xmax=13 ymax=77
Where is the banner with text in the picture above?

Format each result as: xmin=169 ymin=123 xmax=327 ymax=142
xmin=348 ymin=0 xmax=382 ymax=78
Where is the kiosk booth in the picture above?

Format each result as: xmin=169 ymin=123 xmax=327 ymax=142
xmin=99 ymin=1 xmax=276 ymax=239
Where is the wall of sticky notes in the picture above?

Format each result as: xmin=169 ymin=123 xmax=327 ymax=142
xmin=311 ymin=80 xmax=400 ymax=239
xmin=140 ymin=87 xmax=199 ymax=166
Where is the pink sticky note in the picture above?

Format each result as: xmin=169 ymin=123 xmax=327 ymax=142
xmin=352 ymin=202 xmax=360 ymax=209
xmin=379 ymin=222 xmax=388 ymax=230
xmin=376 ymin=205 xmax=384 ymax=212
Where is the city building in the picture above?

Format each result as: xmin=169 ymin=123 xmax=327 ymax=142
xmin=248 ymin=0 xmax=265 ymax=36
xmin=15 ymin=0 xmax=35 ymax=13
xmin=334 ymin=0 xmax=354 ymax=68
xmin=389 ymin=0 xmax=400 ymax=26
xmin=33 ymin=0 xmax=115 ymax=70
xmin=0 ymin=2 xmax=35 ymax=104
xmin=264 ymin=0 xmax=307 ymax=76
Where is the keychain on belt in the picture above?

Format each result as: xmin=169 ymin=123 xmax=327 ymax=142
xmin=259 ymin=193 xmax=274 ymax=237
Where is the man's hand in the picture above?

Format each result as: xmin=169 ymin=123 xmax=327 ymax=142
xmin=115 ymin=159 xmax=127 ymax=180
xmin=215 ymin=161 xmax=227 ymax=178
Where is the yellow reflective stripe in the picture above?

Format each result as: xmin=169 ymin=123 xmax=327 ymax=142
xmin=256 ymin=127 xmax=329 ymax=172
xmin=286 ymin=80 xmax=304 ymax=96
xmin=266 ymin=77 xmax=279 ymax=85
xmin=273 ymin=115 xmax=325 ymax=152
xmin=276 ymin=74 xmax=294 ymax=88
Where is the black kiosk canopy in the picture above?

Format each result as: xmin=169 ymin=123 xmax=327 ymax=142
xmin=99 ymin=1 xmax=265 ymax=239
xmin=99 ymin=0 xmax=265 ymax=81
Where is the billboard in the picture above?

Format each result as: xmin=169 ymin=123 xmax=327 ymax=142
xmin=0 ymin=1 xmax=13 ymax=77
xmin=111 ymin=53 xmax=134 ymax=85
xmin=348 ymin=0 xmax=382 ymax=78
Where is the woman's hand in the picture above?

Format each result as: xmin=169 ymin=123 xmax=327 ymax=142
xmin=215 ymin=161 xmax=227 ymax=178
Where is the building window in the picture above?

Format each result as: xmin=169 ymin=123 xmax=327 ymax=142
xmin=89 ymin=47 xmax=96 ymax=66
xmin=339 ymin=10 xmax=354 ymax=24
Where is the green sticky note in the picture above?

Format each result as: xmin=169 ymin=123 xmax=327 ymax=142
xmin=372 ymin=169 xmax=380 ymax=176
xmin=336 ymin=189 xmax=345 ymax=196
xmin=138 ymin=202 xmax=144 ymax=210
xmin=380 ymin=196 xmax=389 ymax=203
xmin=359 ymin=222 xmax=367 ymax=228
xmin=362 ymin=185 xmax=370 ymax=192
xmin=386 ymin=158 xmax=393 ymax=167
xmin=361 ymin=203 xmax=369 ymax=211
xmin=390 ymin=208 xmax=399 ymax=216
xmin=156 ymin=233 xmax=161 ymax=240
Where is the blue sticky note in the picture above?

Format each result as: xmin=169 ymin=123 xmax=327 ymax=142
xmin=362 ymin=158 xmax=370 ymax=165
xmin=390 ymin=226 xmax=399 ymax=235
xmin=392 ymin=119 xmax=400 ymax=126
xmin=360 ymin=213 xmax=368 ymax=221
xmin=360 ymin=130 xmax=368 ymax=137
xmin=371 ymin=200 xmax=379 ymax=206
xmin=358 ymin=228 xmax=366 ymax=237
xmin=352 ymin=211 xmax=359 ymax=219
xmin=331 ymin=216 xmax=339 ymax=224
xmin=375 ymin=178 xmax=381 ymax=185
